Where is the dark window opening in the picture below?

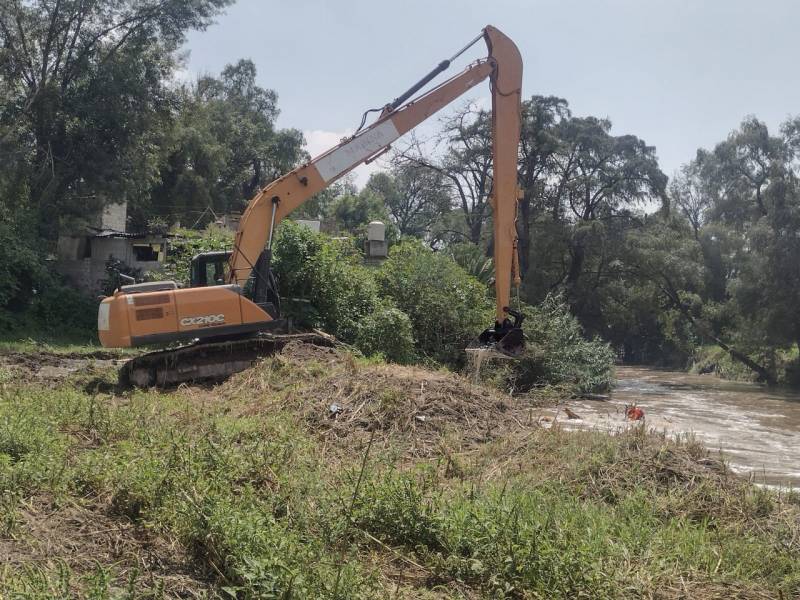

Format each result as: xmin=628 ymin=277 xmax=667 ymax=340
xmin=132 ymin=244 xmax=161 ymax=262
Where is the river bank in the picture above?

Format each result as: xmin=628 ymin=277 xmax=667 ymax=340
xmin=690 ymin=345 xmax=800 ymax=385
xmin=1 ymin=343 xmax=799 ymax=598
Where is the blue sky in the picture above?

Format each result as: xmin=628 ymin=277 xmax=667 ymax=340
xmin=183 ymin=0 xmax=800 ymax=186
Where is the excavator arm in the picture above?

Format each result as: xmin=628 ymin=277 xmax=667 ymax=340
xmin=227 ymin=26 xmax=524 ymax=352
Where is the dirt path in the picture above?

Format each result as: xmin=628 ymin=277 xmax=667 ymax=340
xmin=0 ymin=349 xmax=123 ymax=383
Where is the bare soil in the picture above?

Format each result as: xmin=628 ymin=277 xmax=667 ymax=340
xmin=0 ymin=350 xmax=120 ymax=381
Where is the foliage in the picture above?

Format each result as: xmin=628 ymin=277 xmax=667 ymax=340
xmin=376 ymin=241 xmax=494 ymax=366
xmin=327 ymin=188 xmax=399 ymax=247
xmin=272 ymin=222 xmax=380 ymax=344
xmin=0 ymin=207 xmax=96 ymax=340
xmin=445 ymin=242 xmax=494 ymax=285
xmin=101 ymin=258 xmax=142 ymax=296
xmin=364 ymin=165 xmax=450 ymax=239
xmin=354 ymin=301 xmax=416 ymax=364
xmin=156 ymin=225 xmax=234 ymax=285
xmin=146 ymin=60 xmax=306 ymax=228
xmin=663 ymin=116 xmax=800 ymax=381
xmin=394 ymin=102 xmax=493 ymax=244
xmin=0 ymin=0 xmax=233 ymax=240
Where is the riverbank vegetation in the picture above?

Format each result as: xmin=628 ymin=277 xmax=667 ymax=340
xmin=1 ymin=344 xmax=798 ymax=598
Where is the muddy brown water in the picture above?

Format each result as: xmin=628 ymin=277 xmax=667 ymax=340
xmin=561 ymin=366 xmax=800 ymax=488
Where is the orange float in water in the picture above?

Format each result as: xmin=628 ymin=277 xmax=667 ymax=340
xmin=626 ymin=406 xmax=645 ymax=421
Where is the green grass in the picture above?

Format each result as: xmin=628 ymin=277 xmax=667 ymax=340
xmin=0 ymin=351 xmax=798 ymax=599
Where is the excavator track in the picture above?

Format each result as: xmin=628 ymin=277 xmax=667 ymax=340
xmin=118 ymin=331 xmax=338 ymax=388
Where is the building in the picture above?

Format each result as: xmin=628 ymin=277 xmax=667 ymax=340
xmin=55 ymin=201 xmax=170 ymax=295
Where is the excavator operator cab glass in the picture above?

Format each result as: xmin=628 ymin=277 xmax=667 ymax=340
xmin=190 ymin=251 xmax=231 ymax=287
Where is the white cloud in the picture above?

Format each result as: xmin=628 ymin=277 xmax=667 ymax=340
xmin=303 ymin=129 xmax=389 ymax=190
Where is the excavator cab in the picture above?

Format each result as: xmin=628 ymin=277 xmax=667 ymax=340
xmin=190 ymin=251 xmax=230 ymax=287
xmin=189 ymin=250 xmax=280 ymax=319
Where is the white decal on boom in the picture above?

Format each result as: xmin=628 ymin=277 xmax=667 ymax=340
xmin=314 ymin=119 xmax=400 ymax=182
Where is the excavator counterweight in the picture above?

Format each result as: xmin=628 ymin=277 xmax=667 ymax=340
xmin=98 ymin=25 xmax=525 ymax=385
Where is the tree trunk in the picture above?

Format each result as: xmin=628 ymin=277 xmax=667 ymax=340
xmin=666 ymin=289 xmax=775 ymax=384
xmin=517 ymin=195 xmax=531 ymax=277
xmin=469 ymin=217 xmax=482 ymax=245
xmin=566 ymin=236 xmax=585 ymax=290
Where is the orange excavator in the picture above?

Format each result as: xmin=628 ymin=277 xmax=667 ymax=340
xmin=98 ymin=25 xmax=525 ymax=386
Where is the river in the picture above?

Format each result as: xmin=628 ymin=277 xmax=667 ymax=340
xmin=560 ymin=366 xmax=800 ymax=488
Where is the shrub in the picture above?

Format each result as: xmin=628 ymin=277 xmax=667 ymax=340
xmin=0 ymin=211 xmax=97 ymax=341
xmin=272 ymin=221 xmax=380 ymax=344
xmin=445 ymin=242 xmax=494 ymax=285
xmin=156 ymin=225 xmax=233 ymax=285
xmin=354 ymin=301 xmax=415 ymax=364
xmin=376 ymin=241 xmax=493 ymax=367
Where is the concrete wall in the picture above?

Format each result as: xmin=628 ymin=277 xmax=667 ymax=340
xmin=99 ymin=202 xmax=127 ymax=231
xmin=56 ymin=235 xmax=168 ymax=295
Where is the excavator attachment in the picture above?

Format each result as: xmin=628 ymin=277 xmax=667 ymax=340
xmin=471 ymin=308 xmax=526 ymax=358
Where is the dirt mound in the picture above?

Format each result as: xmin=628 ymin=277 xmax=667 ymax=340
xmin=223 ymin=341 xmax=536 ymax=456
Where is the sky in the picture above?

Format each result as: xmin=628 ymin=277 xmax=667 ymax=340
xmin=183 ymin=0 xmax=800 ymax=187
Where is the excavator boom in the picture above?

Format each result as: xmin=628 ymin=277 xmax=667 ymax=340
xmin=98 ymin=25 xmax=525 ymax=385
xmin=228 ymin=26 xmax=523 ymax=333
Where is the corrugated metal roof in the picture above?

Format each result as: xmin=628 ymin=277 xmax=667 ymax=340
xmin=90 ymin=229 xmax=174 ymax=239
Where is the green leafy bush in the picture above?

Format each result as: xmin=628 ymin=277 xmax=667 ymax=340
xmin=376 ymin=241 xmax=493 ymax=366
xmin=355 ymin=301 xmax=415 ymax=364
xmin=445 ymin=242 xmax=495 ymax=285
xmin=0 ymin=211 xmax=97 ymax=341
xmin=156 ymin=225 xmax=233 ymax=285
xmin=272 ymin=221 xmax=380 ymax=344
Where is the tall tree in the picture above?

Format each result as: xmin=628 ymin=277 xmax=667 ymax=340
xmin=516 ymin=96 xmax=570 ymax=276
xmin=0 ymin=0 xmax=232 ymax=238
xmin=553 ymin=116 xmax=666 ymax=299
xmin=147 ymin=60 xmax=305 ymax=226
xmin=395 ymin=103 xmax=493 ymax=244
xmin=702 ymin=116 xmax=790 ymax=226
xmin=365 ymin=164 xmax=449 ymax=238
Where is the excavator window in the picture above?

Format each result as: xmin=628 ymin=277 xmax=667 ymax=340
xmin=190 ymin=251 xmax=231 ymax=287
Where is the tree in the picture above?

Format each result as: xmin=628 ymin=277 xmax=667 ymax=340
xmin=649 ymin=116 xmax=800 ymax=380
xmin=147 ymin=60 xmax=306 ymax=226
xmin=0 ymin=0 xmax=233 ymax=239
xmin=395 ymin=103 xmax=493 ymax=244
xmin=703 ymin=116 xmax=790 ymax=226
xmin=516 ymin=96 xmax=571 ymax=276
xmin=551 ymin=116 xmax=666 ymax=307
xmin=364 ymin=165 xmax=449 ymax=238
xmin=669 ymin=158 xmax=711 ymax=239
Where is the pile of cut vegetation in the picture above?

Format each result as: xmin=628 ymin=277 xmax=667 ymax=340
xmin=220 ymin=341 xmax=537 ymax=456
